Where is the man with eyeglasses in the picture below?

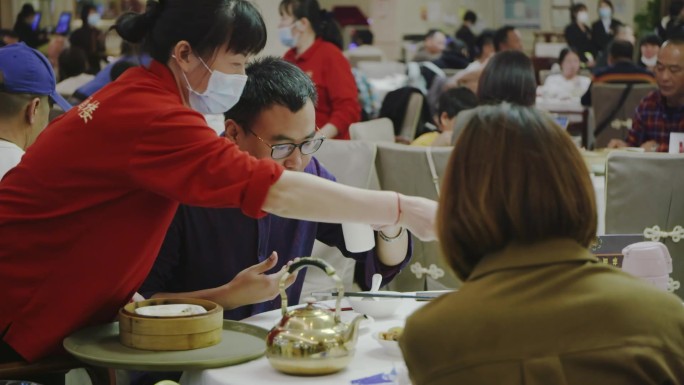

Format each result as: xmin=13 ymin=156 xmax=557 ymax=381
xmin=609 ymin=36 xmax=684 ymax=151
xmin=139 ymin=57 xmax=411 ymax=321
xmin=0 ymin=42 xmax=72 ymax=179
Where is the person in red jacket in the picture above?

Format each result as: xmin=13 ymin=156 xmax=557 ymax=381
xmin=278 ymin=0 xmax=361 ymax=140
xmin=0 ymin=1 xmax=436 ymax=380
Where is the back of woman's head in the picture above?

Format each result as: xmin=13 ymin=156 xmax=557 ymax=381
xmin=438 ymin=104 xmax=597 ymax=280
xmin=478 ymin=51 xmax=536 ymax=106
xmin=279 ymin=0 xmax=343 ymax=49
xmin=113 ymin=0 xmax=266 ymax=64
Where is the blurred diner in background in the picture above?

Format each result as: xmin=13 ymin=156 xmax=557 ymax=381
xmin=1 ymin=0 xmax=684 ymax=384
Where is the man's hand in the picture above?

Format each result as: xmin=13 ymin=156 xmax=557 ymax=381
xmin=641 ymin=140 xmax=658 ymax=152
xmin=218 ymin=252 xmax=298 ymax=310
xmin=607 ymin=139 xmax=628 ymax=149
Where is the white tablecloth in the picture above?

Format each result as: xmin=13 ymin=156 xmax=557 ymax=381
xmin=180 ymin=298 xmax=426 ymax=385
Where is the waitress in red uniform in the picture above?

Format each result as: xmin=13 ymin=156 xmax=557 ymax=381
xmin=279 ymin=0 xmax=361 ymax=140
xmin=0 ymin=0 xmax=436 ymax=368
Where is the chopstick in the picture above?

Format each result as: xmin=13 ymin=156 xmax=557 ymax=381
xmin=311 ymin=291 xmax=436 ymax=300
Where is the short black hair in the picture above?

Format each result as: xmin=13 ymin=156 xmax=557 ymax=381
xmin=58 ymin=47 xmax=88 ymax=80
xmin=224 ymin=57 xmax=317 ymax=131
xmin=437 ymin=87 xmax=477 ymax=119
xmin=464 ymin=11 xmax=477 ymax=23
xmin=110 ymin=60 xmax=137 ymax=81
xmin=114 ymin=0 xmax=266 ymax=64
xmin=494 ymin=25 xmax=515 ymax=51
xmin=353 ymin=29 xmax=373 ymax=45
xmin=609 ymin=39 xmax=634 ymax=61
xmin=478 ymin=50 xmax=536 ymax=107
xmin=425 ymin=29 xmax=444 ymax=40
xmin=640 ymin=33 xmax=663 ymax=47
xmin=476 ymin=29 xmax=495 ymax=53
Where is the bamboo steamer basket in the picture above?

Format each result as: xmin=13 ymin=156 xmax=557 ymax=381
xmin=119 ymin=298 xmax=223 ymax=351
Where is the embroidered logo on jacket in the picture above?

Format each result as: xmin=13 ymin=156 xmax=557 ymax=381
xmin=77 ymin=97 xmax=100 ymax=123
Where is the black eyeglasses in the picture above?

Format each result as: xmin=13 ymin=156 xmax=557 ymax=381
xmin=248 ymin=129 xmax=326 ymax=160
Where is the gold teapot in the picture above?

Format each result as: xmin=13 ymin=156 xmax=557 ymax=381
xmin=266 ymin=257 xmax=364 ymax=375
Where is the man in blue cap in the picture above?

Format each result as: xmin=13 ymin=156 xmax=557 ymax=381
xmin=0 ymin=42 xmax=71 ymax=179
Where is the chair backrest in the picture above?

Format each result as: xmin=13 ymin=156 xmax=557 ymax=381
xmin=398 ymin=92 xmax=424 ymax=141
xmin=374 ymin=142 xmax=459 ymax=291
xmin=357 ymin=61 xmax=406 ymax=80
xmin=314 ymin=139 xmax=379 ymax=189
xmin=347 ymin=53 xmax=384 ymax=68
xmin=591 ymin=83 xmax=658 ymax=149
xmin=605 ymin=152 xmax=684 ymax=298
xmin=349 ymin=117 xmax=395 ymax=143
xmin=534 ymin=42 xmax=567 ymax=58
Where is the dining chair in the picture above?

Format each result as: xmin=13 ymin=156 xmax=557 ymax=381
xmin=605 ymin=152 xmax=684 ymax=297
xmin=374 ymin=142 xmax=460 ymax=291
xmin=349 ymin=117 xmax=395 ymax=143
xmin=356 ymin=61 xmax=406 ymax=80
xmin=590 ymin=83 xmax=658 ymax=149
xmin=300 ymin=140 xmax=380 ymax=299
xmin=398 ymin=92 xmax=424 ymax=142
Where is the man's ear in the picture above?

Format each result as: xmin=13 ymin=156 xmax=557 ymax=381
xmin=224 ymin=119 xmax=241 ymax=142
xmin=25 ymin=97 xmax=41 ymax=125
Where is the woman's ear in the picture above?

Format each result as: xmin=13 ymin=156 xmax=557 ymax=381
xmin=171 ymin=40 xmax=195 ymax=72
xmin=296 ymin=17 xmax=310 ymax=32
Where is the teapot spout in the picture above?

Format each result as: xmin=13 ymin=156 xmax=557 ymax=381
xmin=344 ymin=314 xmax=366 ymax=347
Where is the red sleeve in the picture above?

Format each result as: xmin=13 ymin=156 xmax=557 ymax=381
xmin=323 ymin=48 xmax=361 ymax=138
xmin=128 ymin=108 xmax=284 ymax=218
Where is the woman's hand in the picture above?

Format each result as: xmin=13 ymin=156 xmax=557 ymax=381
xmin=394 ymin=194 xmax=438 ymax=242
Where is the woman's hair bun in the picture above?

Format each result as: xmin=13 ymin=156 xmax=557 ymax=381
xmin=113 ymin=0 xmax=165 ymax=44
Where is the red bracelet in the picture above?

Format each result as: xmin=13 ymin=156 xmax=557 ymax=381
xmin=393 ymin=192 xmax=402 ymax=225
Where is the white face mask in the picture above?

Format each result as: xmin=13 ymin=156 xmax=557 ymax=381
xmin=278 ymin=22 xmax=299 ymax=48
xmin=641 ymin=55 xmax=658 ymax=67
xmin=87 ymin=13 xmax=101 ymax=26
xmin=599 ymin=7 xmax=612 ymax=20
xmin=180 ymin=56 xmax=248 ymax=114
xmin=576 ymin=11 xmax=589 ymax=24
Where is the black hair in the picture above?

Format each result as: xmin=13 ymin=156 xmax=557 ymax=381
xmin=425 ymin=29 xmax=444 ymax=40
xmin=570 ymin=3 xmax=587 ymax=22
xmin=464 ymin=10 xmax=477 ymax=24
xmin=558 ymin=47 xmax=580 ymax=64
xmin=110 ymin=61 xmax=137 ymax=81
xmin=671 ymin=1 xmax=684 ymax=17
xmin=80 ymin=2 xmax=97 ymax=25
xmin=608 ymin=39 xmax=634 ymax=61
xmin=640 ymin=33 xmax=663 ymax=47
xmin=493 ymin=25 xmax=515 ymax=51
xmin=224 ymin=56 xmax=317 ymax=131
xmin=478 ymin=50 xmax=536 ymax=107
xmin=279 ymin=0 xmax=343 ymax=50
xmin=114 ymin=0 xmax=267 ymax=64
xmin=17 ymin=3 xmax=36 ymax=19
xmin=599 ymin=0 xmax=614 ymax=11
xmin=353 ymin=29 xmax=373 ymax=46
xmin=437 ymin=87 xmax=477 ymax=120
xmin=58 ymin=47 xmax=88 ymax=80
xmin=475 ymin=29 xmax=495 ymax=56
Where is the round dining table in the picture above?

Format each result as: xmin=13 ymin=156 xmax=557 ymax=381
xmin=179 ymin=297 xmax=428 ymax=385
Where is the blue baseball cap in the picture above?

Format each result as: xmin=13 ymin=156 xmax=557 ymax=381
xmin=0 ymin=42 xmax=71 ymax=111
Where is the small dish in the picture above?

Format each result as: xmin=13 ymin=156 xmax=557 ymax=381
xmin=372 ymin=331 xmax=403 ymax=357
xmin=348 ymin=291 xmax=403 ymax=318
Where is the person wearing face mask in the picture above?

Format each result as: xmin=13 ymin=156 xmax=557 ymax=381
xmin=564 ymin=3 xmax=596 ymax=65
xmin=69 ymin=2 xmax=106 ymax=73
xmin=0 ymin=43 xmax=72 ymax=180
xmin=278 ymin=0 xmax=361 ymax=140
xmin=638 ymin=34 xmax=663 ymax=72
xmin=0 ymin=0 xmax=437 ymax=375
xmin=591 ymin=0 xmax=622 ymax=58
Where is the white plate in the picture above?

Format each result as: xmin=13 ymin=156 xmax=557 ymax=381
xmin=134 ymin=304 xmax=207 ymax=317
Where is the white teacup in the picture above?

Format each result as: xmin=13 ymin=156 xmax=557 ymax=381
xmin=621 ymin=241 xmax=672 ymax=291
xmin=342 ymin=223 xmax=375 ymax=253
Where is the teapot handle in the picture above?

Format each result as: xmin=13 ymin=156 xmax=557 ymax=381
xmin=279 ymin=257 xmax=344 ymax=320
